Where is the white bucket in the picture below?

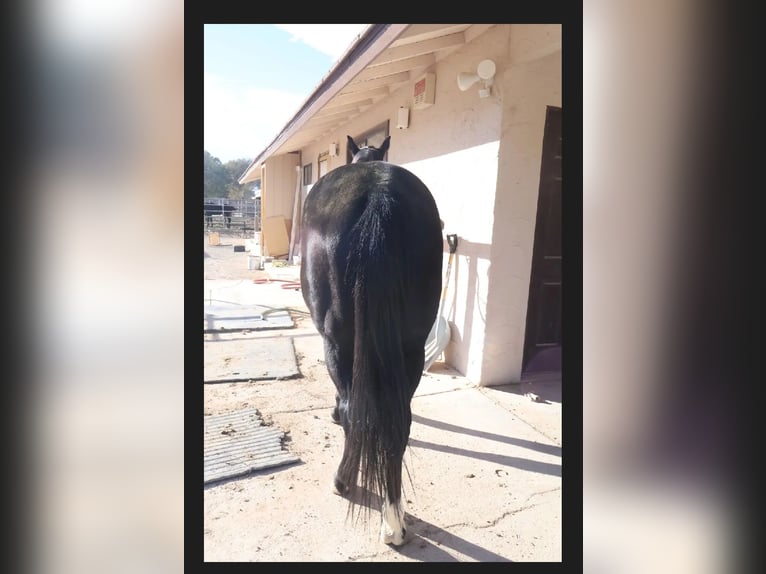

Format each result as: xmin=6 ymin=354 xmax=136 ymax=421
xmin=248 ymin=255 xmax=263 ymax=270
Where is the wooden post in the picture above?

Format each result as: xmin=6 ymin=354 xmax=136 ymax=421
xmin=288 ymin=165 xmax=301 ymax=262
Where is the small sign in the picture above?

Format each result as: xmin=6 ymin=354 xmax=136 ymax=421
xmin=413 ymin=73 xmax=435 ymax=109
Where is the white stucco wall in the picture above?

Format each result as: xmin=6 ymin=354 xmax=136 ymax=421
xmin=482 ymin=25 xmax=562 ymax=384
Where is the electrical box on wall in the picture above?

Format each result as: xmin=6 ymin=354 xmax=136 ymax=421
xmin=396 ymin=107 xmax=409 ymax=129
xmin=412 ymin=73 xmax=435 ymax=109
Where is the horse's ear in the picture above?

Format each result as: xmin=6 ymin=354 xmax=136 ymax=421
xmin=347 ymin=135 xmax=359 ymax=156
xmin=379 ymin=136 xmax=390 ymax=155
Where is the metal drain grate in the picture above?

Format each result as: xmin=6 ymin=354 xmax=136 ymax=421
xmin=204 ymin=409 xmax=300 ymax=484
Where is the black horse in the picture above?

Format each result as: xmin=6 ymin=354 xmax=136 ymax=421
xmin=204 ymin=202 xmax=236 ymax=229
xmin=300 ymin=135 xmax=442 ymax=545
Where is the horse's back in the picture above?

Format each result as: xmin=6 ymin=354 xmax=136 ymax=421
xmin=306 ymin=161 xmax=434 ymax=216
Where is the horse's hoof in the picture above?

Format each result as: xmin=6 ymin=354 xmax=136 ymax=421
xmin=332 ymin=476 xmax=349 ymax=496
xmin=331 ymin=407 xmax=341 ymax=425
xmin=380 ymin=525 xmax=406 ymax=546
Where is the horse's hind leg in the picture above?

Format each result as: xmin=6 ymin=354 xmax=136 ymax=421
xmin=380 ymin=446 xmax=407 ymax=545
xmin=334 ymin=432 xmax=361 ymax=496
xmin=380 ymin=403 xmax=412 ymax=544
xmin=332 ymin=386 xmax=360 ymax=495
xmin=331 ymin=393 xmax=341 ymax=425
xmin=380 ymin=348 xmax=425 ymax=545
xmin=321 ymin=336 xmax=357 ymax=494
xmin=322 ymin=338 xmax=351 ymax=426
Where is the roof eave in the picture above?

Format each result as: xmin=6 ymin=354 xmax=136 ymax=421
xmin=238 ymin=24 xmax=409 ymax=184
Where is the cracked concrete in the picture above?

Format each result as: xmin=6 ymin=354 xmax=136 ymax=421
xmin=203 ymin=233 xmax=562 ymax=561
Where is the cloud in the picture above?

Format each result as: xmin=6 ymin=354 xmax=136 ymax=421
xmin=273 ymin=24 xmax=370 ymax=60
xmin=204 ymin=25 xmax=370 ymax=163
xmin=204 ymin=74 xmax=305 ymax=163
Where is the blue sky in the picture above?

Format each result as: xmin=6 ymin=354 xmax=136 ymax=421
xmin=204 ymin=24 xmax=369 ymax=163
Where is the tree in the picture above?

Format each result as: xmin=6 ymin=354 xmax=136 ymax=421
xmin=204 ymin=151 xmax=256 ymax=200
xmin=223 ymin=158 xmax=254 ymax=200
xmin=204 ymin=151 xmax=230 ymax=198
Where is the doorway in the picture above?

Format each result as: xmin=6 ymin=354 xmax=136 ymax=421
xmin=522 ymin=106 xmax=562 ymax=375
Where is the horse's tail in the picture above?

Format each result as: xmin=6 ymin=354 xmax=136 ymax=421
xmin=343 ymin=189 xmax=412 ymax=523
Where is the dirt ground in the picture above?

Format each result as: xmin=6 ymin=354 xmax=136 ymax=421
xmin=203 ymin=230 xmax=562 ymax=562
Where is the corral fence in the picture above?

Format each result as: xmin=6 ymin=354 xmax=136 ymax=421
xmin=203 ymin=197 xmax=261 ymax=234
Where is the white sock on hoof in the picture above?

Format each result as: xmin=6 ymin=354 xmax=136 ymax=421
xmin=380 ymin=497 xmax=406 ymax=545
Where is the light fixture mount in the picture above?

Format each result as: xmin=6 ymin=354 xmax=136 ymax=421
xmin=457 ymin=59 xmax=497 ymax=95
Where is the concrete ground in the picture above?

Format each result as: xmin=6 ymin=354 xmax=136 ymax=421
xmin=203 ymin=231 xmax=562 ymax=562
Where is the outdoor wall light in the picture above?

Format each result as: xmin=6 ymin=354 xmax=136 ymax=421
xmin=457 ymin=59 xmax=497 ymax=98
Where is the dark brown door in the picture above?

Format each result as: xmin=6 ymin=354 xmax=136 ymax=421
xmin=522 ymin=106 xmax=562 ymax=374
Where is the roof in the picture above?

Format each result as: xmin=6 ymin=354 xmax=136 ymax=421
xmin=239 ymin=24 xmax=492 ymax=183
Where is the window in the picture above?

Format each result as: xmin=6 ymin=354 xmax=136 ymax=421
xmin=346 ymin=120 xmax=390 ymax=164
xmin=302 ymin=163 xmax=312 ymax=186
